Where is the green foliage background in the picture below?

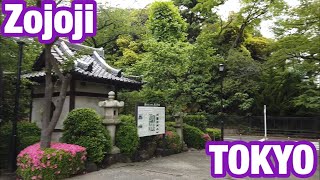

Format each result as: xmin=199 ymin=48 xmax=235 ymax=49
xmin=0 ymin=121 xmax=40 ymax=168
xmin=0 ymin=0 xmax=319 ymax=147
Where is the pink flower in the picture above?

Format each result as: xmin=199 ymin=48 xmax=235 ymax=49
xmin=17 ymin=143 xmax=86 ymax=168
xmin=158 ymin=134 xmax=164 ymax=139
xmin=165 ymin=131 xmax=173 ymax=137
xmin=17 ymin=142 xmax=87 ymax=176
xmin=202 ymin=134 xmax=211 ymax=141
xmin=41 ymin=163 xmax=46 ymax=168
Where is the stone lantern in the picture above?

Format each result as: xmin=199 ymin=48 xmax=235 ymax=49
xmin=174 ymin=112 xmax=188 ymax=151
xmin=98 ymin=91 xmax=124 ymax=154
xmin=173 ymin=112 xmax=185 ymax=142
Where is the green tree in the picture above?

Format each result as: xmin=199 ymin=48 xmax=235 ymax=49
xmin=173 ymin=0 xmax=226 ymax=42
xmin=256 ymin=0 xmax=320 ymax=116
xmin=84 ymin=7 xmax=148 ymax=65
xmin=231 ymin=0 xmax=286 ymax=48
xmin=147 ymin=1 xmax=187 ymax=42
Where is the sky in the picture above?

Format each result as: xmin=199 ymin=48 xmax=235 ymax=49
xmin=98 ymin=0 xmax=300 ymax=39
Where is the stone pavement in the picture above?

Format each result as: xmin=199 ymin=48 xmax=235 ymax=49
xmin=68 ymin=148 xmax=320 ymax=180
xmin=68 ymin=150 xmax=222 ymax=180
xmin=1 ymin=136 xmax=318 ymax=180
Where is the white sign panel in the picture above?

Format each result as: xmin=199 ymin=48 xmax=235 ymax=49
xmin=137 ymin=106 xmax=165 ymax=137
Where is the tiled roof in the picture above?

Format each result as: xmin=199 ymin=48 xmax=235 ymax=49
xmin=23 ymin=39 xmax=142 ymax=85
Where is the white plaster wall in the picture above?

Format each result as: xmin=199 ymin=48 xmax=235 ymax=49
xmin=52 ymin=132 xmax=63 ymax=142
xmin=74 ymin=96 xmax=106 ymax=118
xmin=31 ymin=96 xmax=70 ymax=130
xmin=33 ymin=83 xmax=70 ymax=94
xmin=75 ymin=80 xmax=114 ymax=94
xmin=31 ymin=81 xmax=116 ymax=142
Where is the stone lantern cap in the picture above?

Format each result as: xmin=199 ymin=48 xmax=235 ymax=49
xmin=173 ymin=112 xmax=186 ymax=118
xmin=98 ymin=91 xmax=124 ymax=108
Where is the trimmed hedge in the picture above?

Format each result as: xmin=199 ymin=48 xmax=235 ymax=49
xmin=183 ymin=115 xmax=207 ymax=131
xmin=119 ymin=115 xmax=136 ymax=125
xmin=206 ymin=128 xmax=221 ymax=141
xmin=183 ymin=124 xmax=206 ymax=149
xmin=62 ymin=108 xmax=112 ymax=163
xmin=116 ymin=115 xmax=139 ymax=155
xmin=17 ymin=143 xmax=86 ymax=180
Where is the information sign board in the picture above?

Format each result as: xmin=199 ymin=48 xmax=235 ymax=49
xmin=136 ymin=104 xmax=165 ymax=137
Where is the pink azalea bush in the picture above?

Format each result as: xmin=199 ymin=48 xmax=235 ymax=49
xmin=16 ymin=143 xmax=87 ymax=180
xmin=202 ymin=133 xmax=212 ymax=142
xmin=157 ymin=131 xmax=182 ymax=153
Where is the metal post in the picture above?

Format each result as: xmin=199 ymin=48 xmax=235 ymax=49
xmin=220 ymin=71 xmax=224 ymax=141
xmin=9 ymin=41 xmax=24 ymax=172
xmin=264 ymin=105 xmax=267 ymax=140
xmin=0 ymin=64 xmax=3 ymax=123
xmin=318 ymin=139 xmax=319 ymax=158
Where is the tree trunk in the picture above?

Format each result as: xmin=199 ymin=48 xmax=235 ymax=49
xmin=40 ymin=45 xmax=54 ymax=149
xmin=232 ymin=23 xmax=246 ymax=48
xmin=36 ymin=0 xmax=72 ymax=149
xmin=40 ymin=130 xmax=52 ymax=148
xmin=40 ymin=43 xmax=72 ymax=149
xmin=47 ymin=74 xmax=71 ymax=131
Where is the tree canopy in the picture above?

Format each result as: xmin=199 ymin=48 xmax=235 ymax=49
xmin=1 ymin=0 xmax=319 ymax=127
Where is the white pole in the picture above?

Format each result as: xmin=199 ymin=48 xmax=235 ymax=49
xmin=264 ymin=105 xmax=267 ymax=139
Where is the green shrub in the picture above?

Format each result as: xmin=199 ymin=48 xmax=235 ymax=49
xmin=165 ymin=121 xmax=176 ymax=132
xmin=184 ymin=115 xmax=207 ymax=131
xmin=157 ymin=131 xmax=182 ymax=153
xmin=115 ymin=123 xmax=139 ymax=155
xmin=0 ymin=121 xmax=40 ymax=168
xmin=17 ymin=121 xmax=41 ymax=151
xmin=183 ymin=124 xmax=206 ymax=149
xmin=0 ymin=121 xmax=40 ymax=151
xmin=62 ymin=108 xmax=112 ymax=163
xmin=206 ymin=128 xmax=221 ymax=141
xmin=119 ymin=115 xmax=136 ymax=125
xmin=16 ymin=143 xmax=86 ymax=180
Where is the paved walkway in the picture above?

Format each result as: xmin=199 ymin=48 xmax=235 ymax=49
xmin=225 ymin=135 xmax=320 ymax=150
xmin=68 ymin=150 xmax=220 ymax=180
xmin=68 ymin=147 xmax=320 ymax=180
xmin=1 ymin=136 xmax=318 ymax=180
